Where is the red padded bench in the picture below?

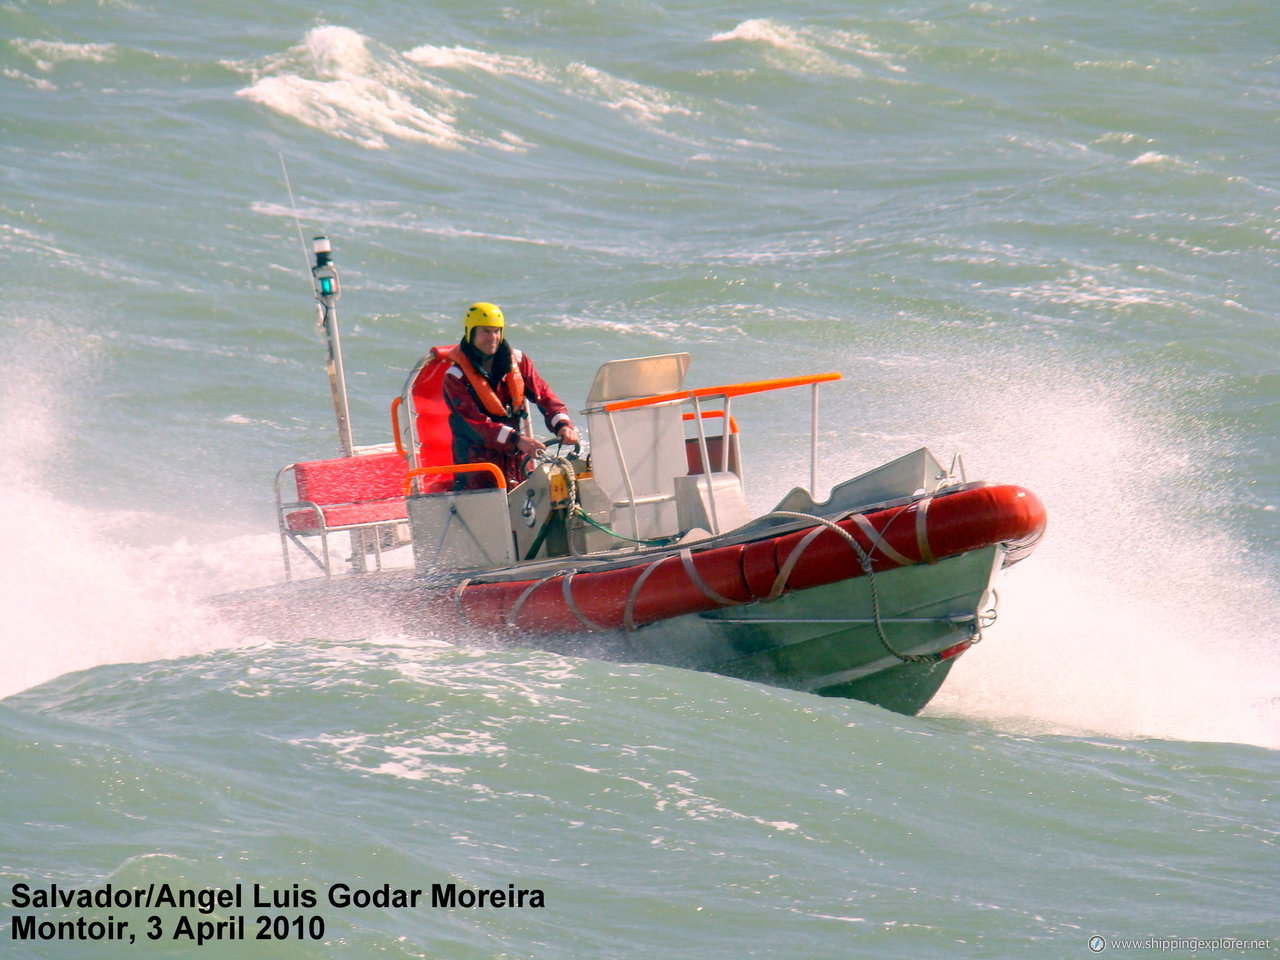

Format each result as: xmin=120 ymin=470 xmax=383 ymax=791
xmin=275 ymin=450 xmax=410 ymax=578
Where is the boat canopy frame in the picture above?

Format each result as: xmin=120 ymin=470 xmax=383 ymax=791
xmin=584 ymin=363 xmax=842 ymax=546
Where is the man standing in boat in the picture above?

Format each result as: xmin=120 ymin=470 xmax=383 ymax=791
xmin=444 ymin=302 xmax=579 ymax=489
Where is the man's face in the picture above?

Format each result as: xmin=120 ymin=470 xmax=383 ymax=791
xmin=472 ymin=325 xmax=503 ymax=356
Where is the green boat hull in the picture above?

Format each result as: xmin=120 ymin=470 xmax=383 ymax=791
xmin=536 ymin=545 xmax=1003 ymax=715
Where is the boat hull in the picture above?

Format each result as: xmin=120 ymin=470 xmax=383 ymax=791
xmin=216 ymin=483 xmax=1042 ymax=716
xmin=519 ymin=544 xmax=1002 ymax=714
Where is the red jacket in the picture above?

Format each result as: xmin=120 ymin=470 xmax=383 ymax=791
xmin=443 ymin=341 xmax=574 ymax=489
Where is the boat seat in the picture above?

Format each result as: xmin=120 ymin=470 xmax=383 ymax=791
xmin=583 ymin=355 xmax=694 ymax=542
xmin=275 ymin=450 xmax=410 ymax=578
xmin=675 ymin=471 xmax=752 ymax=536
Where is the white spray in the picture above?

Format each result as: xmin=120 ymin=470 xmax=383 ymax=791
xmin=809 ymin=335 xmax=1280 ymax=748
xmin=0 ymin=318 xmax=260 ymax=699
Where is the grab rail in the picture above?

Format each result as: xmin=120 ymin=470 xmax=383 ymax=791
xmin=602 ymin=372 xmax=841 ymax=413
xmin=404 ymin=463 xmax=507 ymax=495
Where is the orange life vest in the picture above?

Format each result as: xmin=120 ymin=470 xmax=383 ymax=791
xmin=447 ymin=345 xmax=526 ymax=419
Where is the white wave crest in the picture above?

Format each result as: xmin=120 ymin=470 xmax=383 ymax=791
xmin=404 ymin=43 xmax=540 ymax=77
xmin=233 ymin=26 xmax=524 ymax=152
xmin=567 ymin=62 xmax=693 ymax=124
xmin=711 ymin=18 xmax=803 ymax=47
xmin=1130 ymin=150 xmax=1186 ymax=169
xmin=10 ymin=38 xmax=116 ymax=72
xmin=407 ymin=41 xmax=692 ymax=129
xmin=709 ymin=18 xmax=904 ymax=76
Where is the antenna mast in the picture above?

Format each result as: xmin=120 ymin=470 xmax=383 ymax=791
xmin=311 ymin=235 xmax=356 ymax=457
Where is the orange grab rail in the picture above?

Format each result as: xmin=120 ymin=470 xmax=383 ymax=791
xmin=603 ymin=372 xmax=842 ymax=413
xmin=390 ymin=396 xmax=406 ymax=457
xmin=682 ymin=410 xmax=739 ymax=433
xmin=404 ymin=463 xmax=507 ymax=495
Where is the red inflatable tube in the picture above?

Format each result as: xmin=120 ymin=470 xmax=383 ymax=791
xmin=452 ymin=484 xmax=1046 ymax=633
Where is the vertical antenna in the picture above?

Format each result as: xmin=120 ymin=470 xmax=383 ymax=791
xmin=278 ymin=152 xmax=313 ymax=286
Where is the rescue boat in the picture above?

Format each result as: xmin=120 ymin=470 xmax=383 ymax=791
xmin=216 ymin=237 xmax=1046 ymax=715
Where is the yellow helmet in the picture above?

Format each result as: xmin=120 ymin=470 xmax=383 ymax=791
xmin=464 ymin=302 xmax=504 ymax=336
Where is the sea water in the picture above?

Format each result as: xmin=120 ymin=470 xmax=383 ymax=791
xmin=1 ymin=1 xmax=1277 ymax=957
